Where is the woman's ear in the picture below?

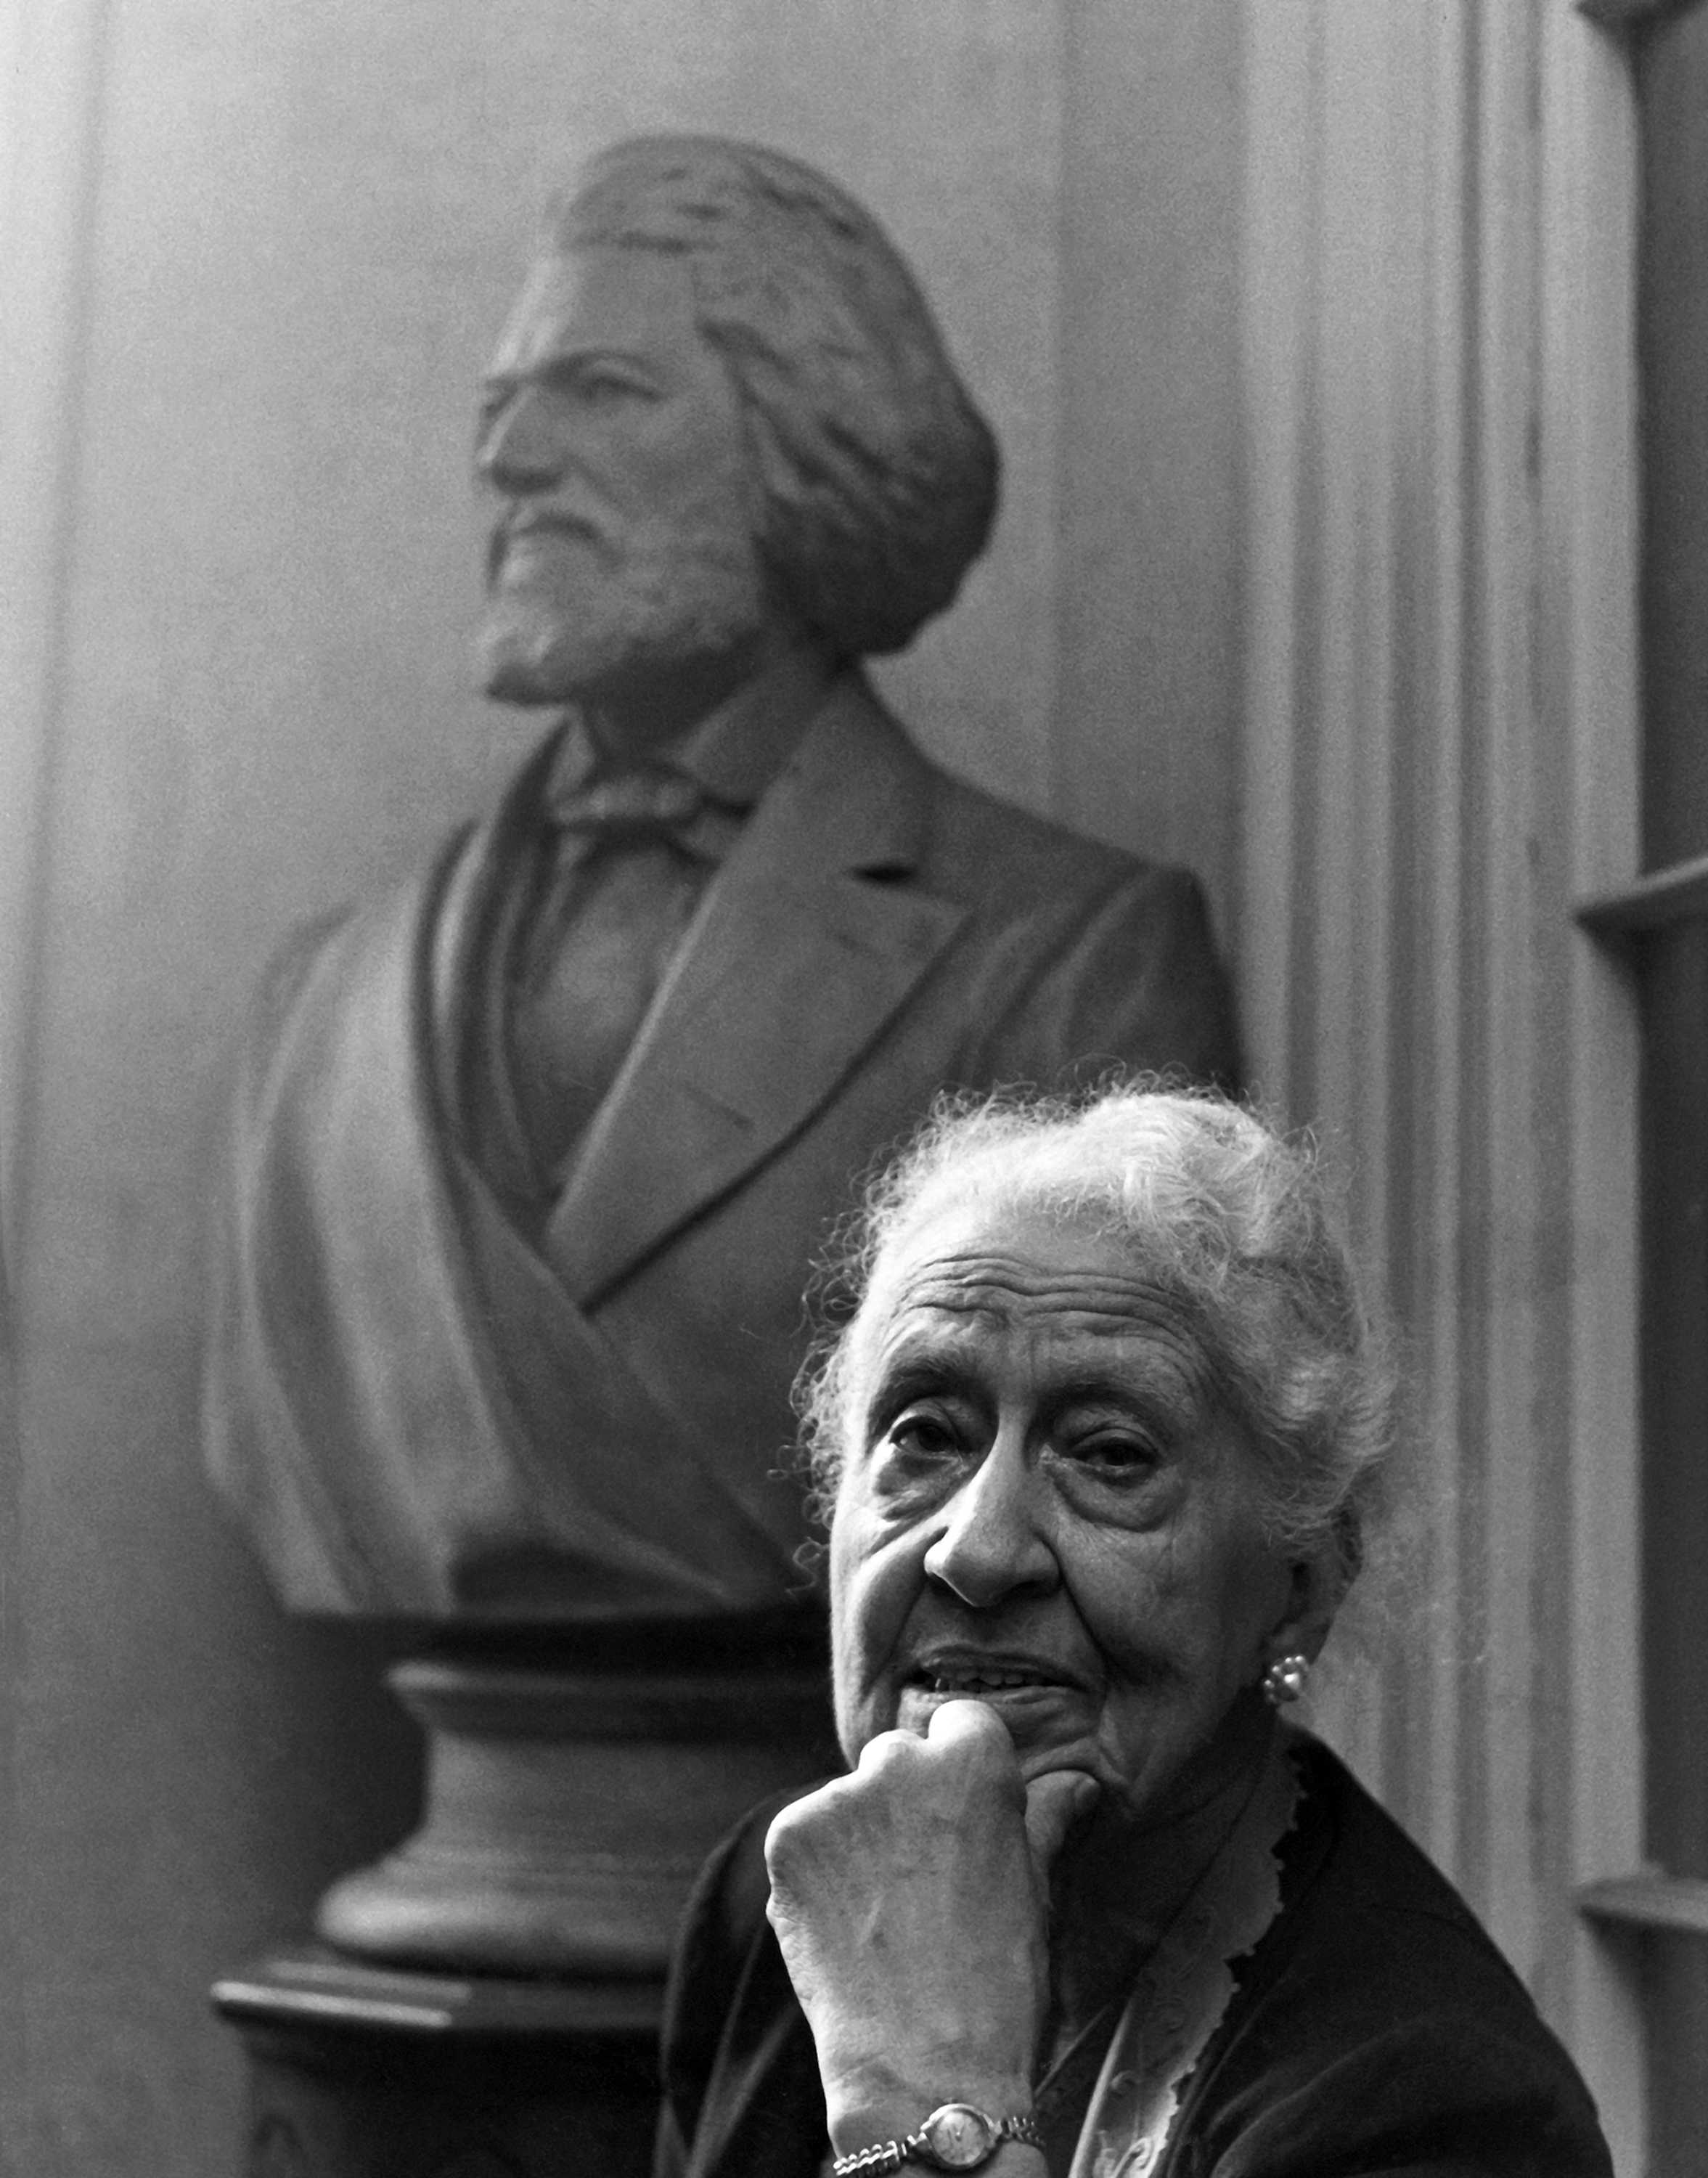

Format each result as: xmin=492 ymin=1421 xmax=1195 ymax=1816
xmin=1267 ymin=1536 xmax=1352 ymax=1668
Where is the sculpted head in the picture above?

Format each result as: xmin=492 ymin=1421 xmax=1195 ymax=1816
xmin=477 ymin=135 xmax=1000 ymax=712
xmin=801 ymin=1087 xmax=1396 ymax=1827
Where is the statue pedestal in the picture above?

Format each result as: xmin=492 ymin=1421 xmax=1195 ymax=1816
xmin=314 ymin=1639 xmax=835 ymax=1975
xmin=215 ymin=1628 xmax=835 ymax=2173
xmin=213 ymin=1951 xmax=663 ymax=2178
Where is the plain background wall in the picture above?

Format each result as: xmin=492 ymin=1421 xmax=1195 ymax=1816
xmin=0 ymin=5 xmax=1243 ymax=2171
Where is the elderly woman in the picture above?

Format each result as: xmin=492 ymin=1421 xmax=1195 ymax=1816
xmin=655 ymin=1088 xmax=1611 ymax=2178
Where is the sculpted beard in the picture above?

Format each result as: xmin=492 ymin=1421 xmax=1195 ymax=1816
xmin=480 ymin=518 xmax=769 ymax=707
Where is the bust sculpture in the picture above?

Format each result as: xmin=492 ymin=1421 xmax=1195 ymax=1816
xmin=205 ymin=133 xmax=1239 ymax=1629
xmin=202 ymin=134 xmax=1241 ymax=1976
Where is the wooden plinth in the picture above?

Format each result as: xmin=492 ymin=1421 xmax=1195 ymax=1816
xmin=213 ymin=1951 xmax=663 ymax=2178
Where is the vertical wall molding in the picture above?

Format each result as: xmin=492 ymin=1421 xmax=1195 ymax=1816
xmin=0 ymin=0 xmax=112 ymax=1261
xmin=1537 ymin=12 xmax=1646 ymax=2163
xmin=1238 ymin=3 xmax=1645 ymax=2166
xmin=0 ymin=4 xmax=112 ymax=2166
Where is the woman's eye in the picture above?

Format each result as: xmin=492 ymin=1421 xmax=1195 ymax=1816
xmin=886 ymin=1410 xmax=963 ymax=1461
xmin=1063 ymin=1431 xmax=1162 ymax=1477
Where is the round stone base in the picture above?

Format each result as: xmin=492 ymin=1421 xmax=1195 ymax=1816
xmin=316 ymin=1648 xmax=835 ymax=1976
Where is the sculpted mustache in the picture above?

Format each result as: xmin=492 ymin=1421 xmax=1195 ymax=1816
xmin=487 ymin=512 xmax=611 ymax=582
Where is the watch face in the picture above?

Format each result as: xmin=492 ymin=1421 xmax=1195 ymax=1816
xmin=920 ymin=2105 xmax=998 ymax=2171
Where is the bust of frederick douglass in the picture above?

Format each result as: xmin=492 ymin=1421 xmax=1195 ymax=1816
xmin=205 ymin=135 xmax=1241 ymax=1626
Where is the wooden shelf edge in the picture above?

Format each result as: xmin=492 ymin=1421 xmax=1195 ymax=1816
xmin=1576 ymin=1873 xmax=1708 ymax=1936
xmin=1577 ymin=0 xmax=1706 ymax=30
xmin=1574 ymin=851 xmax=1708 ymax=935
xmin=210 ymin=1951 xmax=666 ymax=2040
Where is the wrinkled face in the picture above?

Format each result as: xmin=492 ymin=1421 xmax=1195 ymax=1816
xmin=476 ymin=244 xmax=769 ymax=717
xmin=830 ymin=1200 xmax=1310 ymax=1831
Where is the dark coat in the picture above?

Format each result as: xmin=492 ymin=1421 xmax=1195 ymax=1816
xmin=654 ymin=1736 xmax=1614 ymax=2178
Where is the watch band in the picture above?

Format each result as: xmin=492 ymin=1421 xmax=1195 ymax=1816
xmin=832 ymin=2104 xmax=1045 ymax=2176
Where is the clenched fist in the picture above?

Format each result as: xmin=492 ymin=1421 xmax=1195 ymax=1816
xmin=764 ymin=1699 xmax=1098 ymax=2153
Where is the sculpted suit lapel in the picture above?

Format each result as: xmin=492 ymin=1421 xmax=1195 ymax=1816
xmin=542 ymin=676 xmax=968 ymax=1306
xmin=423 ymin=720 xmax=565 ymax=1165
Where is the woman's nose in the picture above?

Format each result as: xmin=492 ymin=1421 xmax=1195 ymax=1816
xmin=478 ymin=384 xmax=566 ymax=493
xmin=922 ymin=1437 xmax=1058 ymax=1610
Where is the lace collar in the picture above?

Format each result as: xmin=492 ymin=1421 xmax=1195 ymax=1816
xmin=1066 ymin=1734 xmax=1303 ymax=2178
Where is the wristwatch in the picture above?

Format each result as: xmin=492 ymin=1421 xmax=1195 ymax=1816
xmin=831 ymin=2103 xmax=1045 ymax=2176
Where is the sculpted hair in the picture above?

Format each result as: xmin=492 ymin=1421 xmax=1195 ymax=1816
xmin=552 ymin=134 xmax=1000 ymax=658
xmin=797 ymin=1085 xmax=1397 ymax=1588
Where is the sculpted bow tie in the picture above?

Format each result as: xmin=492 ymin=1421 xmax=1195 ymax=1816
xmin=547 ymin=767 xmax=740 ymax=861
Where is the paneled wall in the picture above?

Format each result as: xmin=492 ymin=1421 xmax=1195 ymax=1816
xmin=0 ymin=7 xmax=1243 ymax=2172
xmin=1238 ymin=1 xmax=1646 ymax=2163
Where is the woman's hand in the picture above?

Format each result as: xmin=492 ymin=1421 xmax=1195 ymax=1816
xmin=764 ymin=1699 xmax=1099 ymax=2151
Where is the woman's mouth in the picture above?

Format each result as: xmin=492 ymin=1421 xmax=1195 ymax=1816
xmin=913 ymin=1665 xmax=1059 ymax=1694
xmin=896 ymin=1655 xmax=1089 ymax=1742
